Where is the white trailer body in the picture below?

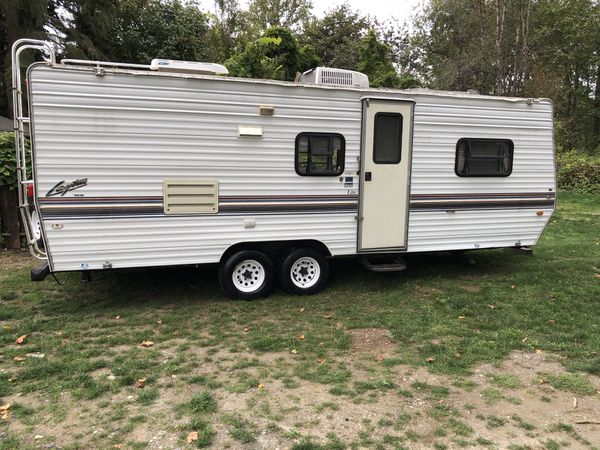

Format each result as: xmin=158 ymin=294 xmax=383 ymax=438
xmin=13 ymin=40 xmax=556 ymax=298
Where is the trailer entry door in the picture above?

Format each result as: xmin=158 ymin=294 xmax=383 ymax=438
xmin=359 ymin=99 xmax=413 ymax=252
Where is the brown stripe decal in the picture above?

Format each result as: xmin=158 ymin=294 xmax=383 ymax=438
xmin=37 ymin=192 xmax=555 ymax=218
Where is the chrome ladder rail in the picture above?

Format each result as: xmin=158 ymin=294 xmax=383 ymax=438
xmin=11 ymin=39 xmax=55 ymax=260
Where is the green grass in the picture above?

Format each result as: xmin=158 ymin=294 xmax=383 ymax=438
xmin=487 ymin=373 xmax=521 ymax=389
xmin=0 ymin=193 xmax=598 ymax=448
xmin=185 ymin=392 xmax=217 ymax=415
xmin=543 ymin=373 xmax=597 ymax=395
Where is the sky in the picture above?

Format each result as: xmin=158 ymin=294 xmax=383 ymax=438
xmin=199 ymin=0 xmax=424 ymax=24
xmin=311 ymin=0 xmax=423 ymax=23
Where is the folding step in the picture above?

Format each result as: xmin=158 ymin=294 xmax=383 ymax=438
xmin=359 ymin=255 xmax=407 ymax=273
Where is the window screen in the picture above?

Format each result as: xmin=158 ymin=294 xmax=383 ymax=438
xmin=295 ymin=133 xmax=345 ymax=176
xmin=455 ymin=138 xmax=514 ymax=177
xmin=373 ymin=113 xmax=403 ymax=164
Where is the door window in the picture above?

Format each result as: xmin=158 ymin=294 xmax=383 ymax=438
xmin=373 ymin=113 xmax=403 ymax=164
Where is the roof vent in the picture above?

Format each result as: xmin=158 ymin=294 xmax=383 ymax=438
xmin=150 ymin=59 xmax=228 ymax=76
xmin=299 ymin=67 xmax=369 ymax=88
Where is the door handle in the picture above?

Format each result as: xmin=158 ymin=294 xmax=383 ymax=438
xmin=365 ymin=172 xmax=372 ymax=181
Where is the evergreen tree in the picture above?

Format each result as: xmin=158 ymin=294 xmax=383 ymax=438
xmin=358 ymin=29 xmax=399 ymax=88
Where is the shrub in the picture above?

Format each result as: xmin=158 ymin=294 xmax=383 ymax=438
xmin=556 ymin=150 xmax=600 ymax=194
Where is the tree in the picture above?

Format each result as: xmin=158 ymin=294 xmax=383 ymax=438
xmin=0 ymin=0 xmax=52 ymax=249
xmin=245 ymin=0 xmax=313 ymax=31
xmin=302 ymin=4 xmax=372 ymax=70
xmin=209 ymin=0 xmax=248 ymax=62
xmin=358 ymin=30 xmax=399 ymax=88
xmin=226 ymin=26 xmax=318 ymax=81
xmin=57 ymin=0 xmax=121 ymax=60
xmin=115 ymin=0 xmax=215 ymax=64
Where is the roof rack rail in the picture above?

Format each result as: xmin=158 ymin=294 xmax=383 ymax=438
xmin=61 ymin=59 xmax=151 ymax=70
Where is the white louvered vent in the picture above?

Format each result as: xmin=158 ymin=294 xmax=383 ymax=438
xmin=163 ymin=179 xmax=219 ymax=214
xmin=298 ymin=67 xmax=369 ymax=88
xmin=321 ymin=69 xmax=353 ymax=86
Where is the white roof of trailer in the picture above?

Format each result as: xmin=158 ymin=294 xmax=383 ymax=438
xmin=52 ymin=60 xmax=552 ymax=105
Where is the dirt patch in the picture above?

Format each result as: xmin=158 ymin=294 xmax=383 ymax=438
xmin=348 ymin=328 xmax=395 ymax=355
xmin=415 ymin=285 xmax=444 ymax=296
xmin=0 ymin=249 xmax=36 ymax=270
xmin=4 ymin=344 xmax=600 ymax=449
xmin=460 ymin=284 xmax=481 ymax=293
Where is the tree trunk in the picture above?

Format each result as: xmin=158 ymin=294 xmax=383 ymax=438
xmin=496 ymin=0 xmax=506 ymax=95
xmin=594 ymin=62 xmax=600 ymax=148
xmin=0 ymin=187 xmax=21 ymax=249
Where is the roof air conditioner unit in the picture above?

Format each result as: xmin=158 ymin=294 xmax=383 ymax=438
xmin=150 ymin=59 xmax=228 ymax=76
xmin=299 ymin=67 xmax=369 ymax=88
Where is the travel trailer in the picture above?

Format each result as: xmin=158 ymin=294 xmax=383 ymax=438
xmin=12 ymin=39 xmax=556 ymax=299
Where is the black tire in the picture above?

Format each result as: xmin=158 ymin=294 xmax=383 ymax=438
xmin=279 ymin=247 xmax=329 ymax=295
xmin=219 ymin=250 xmax=275 ymax=300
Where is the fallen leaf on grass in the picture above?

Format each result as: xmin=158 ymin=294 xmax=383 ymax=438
xmin=157 ymin=319 xmax=162 ymax=324
xmin=298 ymin=307 xmax=305 ymax=313
xmin=488 ymin=304 xmax=496 ymax=309
xmin=538 ymin=377 xmax=548 ymax=384
xmin=187 ymin=431 xmax=198 ymax=444
xmin=317 ymin=358 xmax=326 ymax=364
xmin=243 ymin=326 xmax=250 ymax=333
xmin=115 ymin=315 xmax=121 ymax=320
xmin=323 ymin=314 xmax=333 ymax=319
xmin=290 ymin=349 xmax=298 ymax=354
xmin=258 ymin=383 xmax=265 ymax=390
xmin=548 ymin=319 xmax=556 ymax=325
xmin=140 ymin=340 xmax=154 ymax=347
xmin=0 ymin=404 xmax=10 ymax=420
xmin=521 ymin=336 xmax=528 ymax=342
xmin=15 ymin=335 xmax=27 ymax=345
xmin=135 ymin=378 xmax=146 ymax=388
xmin=455 ymin=353 xmax=462 ymax=359
xmin=458 ymin=316 xmax=465 ymax=320
xmin=298 ymin=335 xmax=305 ymax=340
xmin=426 ymin=357 xmax=435 ymax=363
xmin=13 ymin=356 xmax=25 ymax=362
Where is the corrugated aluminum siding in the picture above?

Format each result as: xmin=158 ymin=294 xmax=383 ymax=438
xmin=29 ymin=66 xmax=362 ymax=271
xmin=407 ymin=95 xmax=555 ymax=252
xmin=28 ymin=65 xmax=555 ymax=271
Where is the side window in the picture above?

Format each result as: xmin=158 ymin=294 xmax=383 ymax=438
xmin=455 ymin=138 xmax=514 ymax=177
xmin=295 ymin=133 xmax=345 ymax=176
xmin=373 ymin=113 xmax=403 ymax=164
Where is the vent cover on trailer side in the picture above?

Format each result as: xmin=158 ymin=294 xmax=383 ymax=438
xmin=299 ymin=67 xmax=369 ymax=88
xmin=163 ymin=179 xmax=219 ymax=214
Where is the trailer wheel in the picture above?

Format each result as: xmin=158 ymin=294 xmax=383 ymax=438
xmin=280 ymin=248 xmax=329 ymax=295
xmin=219 ymin=250 xmax=275 ymax=300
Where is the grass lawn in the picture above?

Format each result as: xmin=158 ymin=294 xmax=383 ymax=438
xmin=0 ymin=192 xmax=599 ymax=449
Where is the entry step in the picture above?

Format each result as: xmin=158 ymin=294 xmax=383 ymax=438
xmin=360 ymin=255 xmax=407 ymax=273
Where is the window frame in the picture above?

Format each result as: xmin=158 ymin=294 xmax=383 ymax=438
xmin=294 ymin=132 xmax=346 ymax=177
xmin=454 ymin=138 xmax=514 ymax=177
xmin=373 ymin=112 xmax=403 ymax=164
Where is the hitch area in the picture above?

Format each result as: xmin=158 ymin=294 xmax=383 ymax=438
xmin=360 ymin=255 xmax=407 ymax=273
xmin=31 ymin=261 xmax=50 ymax=281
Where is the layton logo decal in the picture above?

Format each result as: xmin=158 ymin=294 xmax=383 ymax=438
xmin=46 ymin=178 xmax=88 ymax=197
